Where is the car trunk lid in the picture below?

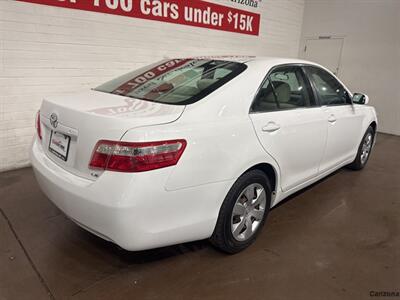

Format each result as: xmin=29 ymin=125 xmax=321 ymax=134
xmin=38 ymin=90 xmax=185 ymax=180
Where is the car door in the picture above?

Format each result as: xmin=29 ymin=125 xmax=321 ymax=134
xmin=304 ymin=66 xmax=364 ymax=173
xmin=249 ymin=65 xmax=327 ymax=192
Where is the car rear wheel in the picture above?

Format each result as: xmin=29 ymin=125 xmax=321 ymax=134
xmin=210 ymin=170 xmax=271 ymax=254
xmin=347 ymin=126 xmax=375 ymax=170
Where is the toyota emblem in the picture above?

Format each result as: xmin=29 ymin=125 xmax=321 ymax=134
xmin=50 ymin=113 xmax=58 ymax=129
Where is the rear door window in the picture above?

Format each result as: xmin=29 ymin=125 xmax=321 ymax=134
xmin=251 ymin=66 xmax=315 ymax=112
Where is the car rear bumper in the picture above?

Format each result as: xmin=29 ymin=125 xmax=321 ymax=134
xmin=30 ymin=137 xmax=232 ymax=251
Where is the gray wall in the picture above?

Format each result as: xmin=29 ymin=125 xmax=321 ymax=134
xmin=300 ymin=0 xmax=400 ymax=135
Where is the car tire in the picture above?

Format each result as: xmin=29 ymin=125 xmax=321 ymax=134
xmin=210 ymin=170 xmax=271 ymax=254
xmin=347 ymin=126 xmax=375 ymax=171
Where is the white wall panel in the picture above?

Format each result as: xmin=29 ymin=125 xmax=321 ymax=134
xmin=0 ymin=0 xmax=305 ymax=171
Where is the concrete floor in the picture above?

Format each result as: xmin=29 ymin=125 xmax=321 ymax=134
xmin=0 ymin=133 xmax=399 ymax=300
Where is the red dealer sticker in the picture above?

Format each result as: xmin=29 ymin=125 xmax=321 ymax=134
xmin=89 ymin=58 xmax=194 ymax=116
xmin=16 ymin=0 xmax=260 ymax=36
xmin=112 ymin=58 xmax=192 ymax=95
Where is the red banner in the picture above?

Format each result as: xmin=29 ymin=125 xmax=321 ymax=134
xmin=16 ymin=0 xmax=260 ymax=36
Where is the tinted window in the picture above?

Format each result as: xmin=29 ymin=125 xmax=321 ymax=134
xmin=306 ymin=66 xmax=351 ymax=106
xmin=95 ymin=59 xmax=247 ymax=105
xmin=251 ymin=66 xmax=314 ymax=112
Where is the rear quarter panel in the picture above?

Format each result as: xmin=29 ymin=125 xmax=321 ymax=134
xmin=121 ymin=117 xmax=280 ymax=192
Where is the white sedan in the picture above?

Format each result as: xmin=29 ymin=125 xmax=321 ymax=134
xmin=31 ymin=56 xmax=377 ymax=253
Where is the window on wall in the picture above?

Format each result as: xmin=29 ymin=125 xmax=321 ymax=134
xmin=251 ymin=66 xmax=314 ymax=112
xmin=305 ymin=66 xmax=352 ymax=106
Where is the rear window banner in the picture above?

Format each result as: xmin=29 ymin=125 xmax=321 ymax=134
xmin=94 ymin=59 xmax=247 ymax=105
xmin=112 ymin=59 xmax=193 ymax=95
xmin=16 ymin=0 xmax=260 ymax=36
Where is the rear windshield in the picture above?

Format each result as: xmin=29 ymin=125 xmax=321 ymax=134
xmin=95 ymin=59 xmax=247 ymax=105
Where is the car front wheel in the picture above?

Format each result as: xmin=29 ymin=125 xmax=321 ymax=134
xmin=210 ymin=170 xmax=271 ymax=254
xmin=348 ymin=126 xmax=375 ymax=170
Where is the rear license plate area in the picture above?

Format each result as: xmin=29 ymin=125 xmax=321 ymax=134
xmin=49 ymin=131 xmax=71 ymax=162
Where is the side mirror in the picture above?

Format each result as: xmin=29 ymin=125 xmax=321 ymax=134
xmin=353 ymin=93 xmax=369 ymax=105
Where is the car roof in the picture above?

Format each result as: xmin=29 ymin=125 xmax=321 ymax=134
xmin=247 ymin=56 xmax=316 ymax=66
xmin=181 ymin=55 xmax=316 ymax=66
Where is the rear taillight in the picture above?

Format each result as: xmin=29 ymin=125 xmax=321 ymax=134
xmin=35 ymin=110 xmax=42 ymax=140
xmin=89 ymin=139 xmax=187 ymax=172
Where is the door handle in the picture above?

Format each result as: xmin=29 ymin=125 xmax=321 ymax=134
xmin=262 ymin=122 xmax=281 ymax=132
xmin=328 ymin=114 xmax=337 ymax=123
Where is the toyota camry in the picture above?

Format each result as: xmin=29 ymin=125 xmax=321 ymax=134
xmin=31 ymin=56 xmax=378 ymax=253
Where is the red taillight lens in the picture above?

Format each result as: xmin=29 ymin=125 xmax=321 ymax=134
xmin=89 ymin=139 xmax=187 ymax=172
xmin=35 ymin=110 xmax=42 ymax=140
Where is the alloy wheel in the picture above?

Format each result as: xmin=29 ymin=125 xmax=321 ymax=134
xmin=361 ymin=133 xmax=373 ymax=165
xmin=231 ymin=183 xmax=266 ymax=241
